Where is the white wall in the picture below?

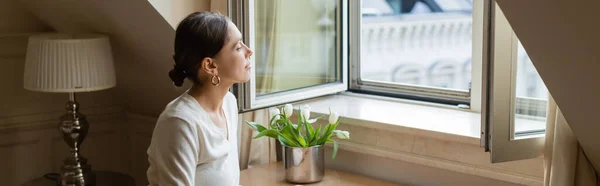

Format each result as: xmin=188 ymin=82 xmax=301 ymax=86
xmin=148 ymin=0 xmax=211 ymax=28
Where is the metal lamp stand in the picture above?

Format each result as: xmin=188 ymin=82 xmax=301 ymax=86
xmin=57 ymin=93 xmax=96 ymax=186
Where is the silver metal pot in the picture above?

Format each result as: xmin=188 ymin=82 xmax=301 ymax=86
xmin=282 ymin=145 xmax=325 ymax=183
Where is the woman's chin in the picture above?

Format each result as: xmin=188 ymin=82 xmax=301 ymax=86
xmin=243 ymin=71 xmax=251 ymax=82
xmin=234 ymin=76 xmax=250 ymax=83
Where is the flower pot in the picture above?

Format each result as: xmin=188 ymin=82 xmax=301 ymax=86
xmin=282 ymin=145 xmax=325 ymax=183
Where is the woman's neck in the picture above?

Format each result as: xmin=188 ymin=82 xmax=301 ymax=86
xmin=188 ymin=83 xmax=231 ymax=113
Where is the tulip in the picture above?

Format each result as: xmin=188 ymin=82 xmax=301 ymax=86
xmin=284 ymin=104 xmax=293 ymax=118
xmin=329 ymin=111 xmax=339 ymax=124
xmin=333 ymin=130 xmax=350 ymax=139
xmin=301 ymin=105 xmax=311 ymax=121
xmin=269 ymin=108 xmax=281 ymax=120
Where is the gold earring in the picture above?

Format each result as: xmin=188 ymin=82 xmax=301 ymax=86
xmin=211 ymin=75 xmax=220 ymax=86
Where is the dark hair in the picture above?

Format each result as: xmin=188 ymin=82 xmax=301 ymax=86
xmin=169 ymin=11 xmax=230 ymax=87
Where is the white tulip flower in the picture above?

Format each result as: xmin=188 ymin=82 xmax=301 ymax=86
xmin=329 ymin=111 xmax=339 ymax=124
xmin=301 ymin=105 xmax=311 ymax=120
xmin=284 ymin=104 xmax=293 ymax=118
xmin=333 ymin=130 xmax=350 ymax=139
xmin=269 ymin=108 xmax=281 ymax=120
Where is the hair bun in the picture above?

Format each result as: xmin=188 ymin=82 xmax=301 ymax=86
xmin=168 ymin=68 xmax=185 ymax=87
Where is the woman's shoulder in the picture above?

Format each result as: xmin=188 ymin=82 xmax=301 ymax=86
xmin=225 ymin=91 xmax=238 ymax=113
xmin=159 ymin=94 xmax=202 ymax=124
xmin=225 ymin=91 xmax=237 ymax=103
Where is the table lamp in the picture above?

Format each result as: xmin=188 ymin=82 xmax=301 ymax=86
xmin=23 ymin=33 xmax=116 ymax=186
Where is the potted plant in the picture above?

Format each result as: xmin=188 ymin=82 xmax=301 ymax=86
xmin=245 ymin=104 xmax=350 ymax=184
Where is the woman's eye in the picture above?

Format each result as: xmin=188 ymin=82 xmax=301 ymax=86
xmin=236 ymin=46 xmax=242 ymax=51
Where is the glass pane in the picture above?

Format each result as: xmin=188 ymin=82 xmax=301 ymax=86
xmin=361 ymin=0 xmax=472 ymax=91
xmin=514 ymin=40 xmax=548 ymax=137
xmin=254 ymin=0 xmax=340 ymax=95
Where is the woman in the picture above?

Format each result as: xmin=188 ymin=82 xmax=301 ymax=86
xmin=146 ymin=11 xmax=252 ymax=186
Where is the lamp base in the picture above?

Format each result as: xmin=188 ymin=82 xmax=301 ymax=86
xmin=58 ymin=157 xmax=96 ymax=186
xmin=57 ymin=93 xmax=95 ymax=186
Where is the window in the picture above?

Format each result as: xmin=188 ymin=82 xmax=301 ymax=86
xmin=231 ymin=0 xmax=481 ymax=111
xmin=514 ymin=41 xmax=548 ymax=137
xmin=351 ymin=0 xmax=475 ymax=104
xmin=230 ymin=0 xmax=348 ymax=112
xmin=231 ymin=0 xmax=548 ymax=163
xmin=482 ymin=1 xmax=546 ymax=163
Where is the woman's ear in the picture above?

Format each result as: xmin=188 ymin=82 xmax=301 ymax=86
xmin=200 ymin=57 xmax=219 ymax=76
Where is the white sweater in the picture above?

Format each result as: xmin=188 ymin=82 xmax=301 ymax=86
xmin=146 ymin=92 xmax=240 ymax=186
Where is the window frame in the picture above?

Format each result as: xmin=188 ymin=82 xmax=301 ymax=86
xmin=229 ymin=0 xmax=349 ymax=113
xmin=348 ymin=0 xmax=483 ymax=106
xmin=229 ymin=0 xmax=546 ymax=163
xmin=482 ymin=1 xmax=545 ymax=163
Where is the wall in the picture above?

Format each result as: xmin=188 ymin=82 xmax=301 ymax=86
xmin=20 ymin=0 xmax=181 ymax=117
xmin=0 ymin=0 xmax=128 ymax=185
xmin=126 ymin=113 xmax=157 ymax=185
xmin=18 ymin=0 xmax=224 ymax=117
xmin=148 ymin=0 xmax=211 ymax=28
xmin=496 ymin=0 xmax=600 ymax=173
xmin=4 ymin=0 xmax=214 ymax=184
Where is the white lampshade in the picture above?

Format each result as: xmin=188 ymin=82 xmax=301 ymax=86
xmin=24 ymin=33 xmax=116 ymax=93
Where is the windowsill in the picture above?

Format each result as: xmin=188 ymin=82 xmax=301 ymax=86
xmin=298 ymin=92 xmax=482 ymax=144
xmin=295 ymin=92 xmax=544 ymax=185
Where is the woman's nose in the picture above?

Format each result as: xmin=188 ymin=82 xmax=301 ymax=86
xmin=246 ymin=48 xmax=253 ymax=57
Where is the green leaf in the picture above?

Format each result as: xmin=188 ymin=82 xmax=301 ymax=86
xmin=317 ymin=108 xmax=343 ymax=145
xmin=317 ymin=122 xmax=339 ymax=145
xmin=278 ymin=135 xmax=292 ymax=147
xmin=275 ymin=119 xmax=288 ymax=124
xmin=252 ymin=129 xmax=280 ymax=139
xmin=245 ymin=121 xmax=267 ymax=132
xmin=328 ymin=139 xmax=338 ymax=159
xmin=288 ymin=122 xmax=307 ymax=147
xmin=303 ymin=114 xmax=315 ymax=146
xmin=315 ymin=124 xmax=332 ymax=145
xmin=306 ymin=123 xmax=315 ymax=144
xmin=285 ymin=118 xmax=299 ymax=136
xmin=309 ymin=125 xmax=322 ymax=146
xmin=269 ymin=114 xmax=283 ymax=129
xmin=306 ymin=117 xmax=315 ymax=134
xmin=318 ymin=124 xmax=326 ymax=137
xmin=330 ymin=123 xmax=340 ymax=134
xmin=296 ymin=134 xmax=308 ymax=147
xmin=281 ymin=123 xmax=302 ymax=147
xmin=319 ymin=132 xmax=333 ymax=145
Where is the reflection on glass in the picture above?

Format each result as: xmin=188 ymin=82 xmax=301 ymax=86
xmin=360 ymin=0 xmax=473 ymax=91
xmin=514 ymin=41 xmax=548 ymax=137
xmin=254 ymin=0 xmax=340 ymax=95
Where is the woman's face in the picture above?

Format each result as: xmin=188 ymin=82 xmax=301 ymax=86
xmin=212 ymin=21 xmax=253 ymax=85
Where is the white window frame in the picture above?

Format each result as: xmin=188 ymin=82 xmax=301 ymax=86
xmin=483 ymin=1 xmax=545 ymax=163
xmin=229 ymin=0 xmax=545 ymax=163
xmin=229 ymin=0 xmax=349 ymax=113
xmin=349 ymin=0 xmax=483 ymax=106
